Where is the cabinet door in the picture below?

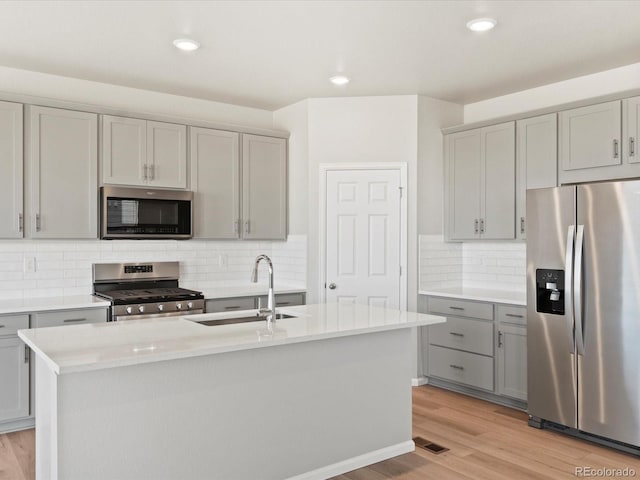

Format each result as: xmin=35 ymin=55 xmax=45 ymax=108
xmin=0 ymin=101 xmax=23 ymax=239
xmin=242 ymin=135 xmax=287 ymax=240
xmin=497 ymin=323 xmax=527 ymax=401
xmin=516 ymin=114 xmax=557 ymax=240
xmin=559 ymin=101 xmax=621 ymax=183
xmin=623 ymin=96 xmax=640 ymax=165
xmin=147 ymin=121 xmax=187 ymax=189
xmin=482 ymin=122 xmax=515 ymax=239
xmin=190 ymin=127 xmax=240 ymax=238
xmin=0 ymin=337 xmax=29 ymax=422
xmin=29 ymin=106 xmax=98 ymax=238
xmin=102 ymin=115 xmax=146 ymax=186
xmin=446 ymin=130 xmax=481 ymax=240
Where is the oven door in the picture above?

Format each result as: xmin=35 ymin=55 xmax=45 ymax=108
xmin=101 ymin=186 xmax=193 ymax=239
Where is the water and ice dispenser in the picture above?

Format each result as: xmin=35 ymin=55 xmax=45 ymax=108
xmin=536 ymin=269 xmax=565 ymax=315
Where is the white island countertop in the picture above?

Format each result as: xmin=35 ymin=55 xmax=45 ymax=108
xmin=19 ymin=303 xmax=445 ymax=375
xmin=419 ymin=287 xmax=526 ymax=306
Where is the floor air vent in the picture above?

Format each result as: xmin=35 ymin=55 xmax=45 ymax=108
xmin=413 ymin=436 xmax=449 ymax=454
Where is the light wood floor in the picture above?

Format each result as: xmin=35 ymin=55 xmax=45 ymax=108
xmin=1 ymin=385 xmax=639 ymax=480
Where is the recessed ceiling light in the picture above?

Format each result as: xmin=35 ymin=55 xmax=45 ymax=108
xmin=173 ymin=38 xmax=200 ymax=51
xmin=466 ymin=18 xmax=497 ymax=32
xmin=329 ymin=75 xmax=350 ymax=85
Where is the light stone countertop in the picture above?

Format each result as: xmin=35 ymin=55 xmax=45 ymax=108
xmin=0 ymin=295 xmax=110 ymax=315
xmin=19 ymin=303 xmax=446 ymax=375
xmin=419 ymin=287 xmax=526 ymax=306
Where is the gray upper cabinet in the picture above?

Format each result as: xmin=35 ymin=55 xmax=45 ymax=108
xmin=623 ymin=96 xmax=640 ymax=165
xmin=102 ymin=115 xmax=187 ymax=189
xmin=242 ymin=134 xmax=287 ymax=240
xmin=516 ymin=114 xmax=558 ymax=240
xmin=28 ymin=106 xmax=98 ymax=238
xmin=559 ymin=100 xmax=627 ymax=184
xmin=446 ymin=122 xmax=515 ymax=240
xmin=0 ymin=101 xmax=23 ymax=239
xmin=190 ymin=127 xmax=240 ymax=239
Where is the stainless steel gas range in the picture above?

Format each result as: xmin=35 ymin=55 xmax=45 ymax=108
xmin=93 ymin=261 xmax=205 ymax=321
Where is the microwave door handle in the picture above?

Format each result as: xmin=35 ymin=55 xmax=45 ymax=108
xmin=565 ymin=224 xmax=575 ymax=354
xmin=574 ymin=225 xmax=585 ymax=356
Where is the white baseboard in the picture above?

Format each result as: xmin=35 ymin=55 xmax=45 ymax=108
xmin=0 ymin=417 xmax=34 ymax=434
xmin=411 ymin=376 xmax=429 ymax=387
xmin=286 ymin=440 xmax=415 ymax=480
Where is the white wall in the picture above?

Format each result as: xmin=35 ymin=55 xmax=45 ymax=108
xmin=305 ymin=95 xmax=419 ymax=308
xmin=0 ymin=65 xmax=274 ymax=129
xmin=465 ymin=62 xmax=640 ymax=123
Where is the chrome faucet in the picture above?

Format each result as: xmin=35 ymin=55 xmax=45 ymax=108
xmin=251 ymin=254 xmax=276 ymax=325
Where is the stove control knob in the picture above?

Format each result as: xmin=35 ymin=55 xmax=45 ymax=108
xmin=157 ymin=304 xmax=164 ymax=312
xmin=187 ymin=302 xmax=193 ymax=310
xmin=138 ymin=305 xmax=145 ymax=313
xmin=176 ymin=303 xmax=183 ymax=310
xmin=126 ymin=306 xmax=133 ymax=314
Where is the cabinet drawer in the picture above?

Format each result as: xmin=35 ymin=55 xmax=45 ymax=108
xmin=33 ymin=308 xmax=107 ymax=328
xmin=428 ymin=345 xmax=494 ymax=391
xmin=205 ymin=297 xmax=256 ymax=313
xmin=497 ymin=305 xmax=527 ymax=326
xmin=428 ymin=317 xmax=493 ymax=356
xmin=427 ymin=297 xmax=493 ymax=321
xmin=0 ymin=315 xmax=29 ymax=337
xmin=257 ymin=293 xmax=306 ymax=308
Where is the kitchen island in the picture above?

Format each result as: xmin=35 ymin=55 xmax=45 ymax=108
xmin=19 ymin=303 xmax=445 ymax=480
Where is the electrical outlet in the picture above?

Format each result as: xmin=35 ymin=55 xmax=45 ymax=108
xmin=24 ymin=256 xmax=36 ymax=273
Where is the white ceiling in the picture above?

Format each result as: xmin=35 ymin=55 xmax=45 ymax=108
xmin=1 ymin=0 xmax=640 ymax=110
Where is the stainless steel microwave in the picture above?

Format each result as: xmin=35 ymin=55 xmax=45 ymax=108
xmin=100 ymin=186 xmax=193 ymax=239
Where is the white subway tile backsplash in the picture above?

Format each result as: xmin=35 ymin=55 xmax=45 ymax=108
xmin=0 ymin=235 xmax=307 ymax=299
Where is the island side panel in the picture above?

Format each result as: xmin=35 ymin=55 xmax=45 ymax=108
xmin=35 ymin=358 xmax=58 ymax=480
xmin=50 ymin=328 xmax=413 ymax=480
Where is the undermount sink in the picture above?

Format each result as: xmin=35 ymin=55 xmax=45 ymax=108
xmin=196 ymin=313 xmax=296 ymax=326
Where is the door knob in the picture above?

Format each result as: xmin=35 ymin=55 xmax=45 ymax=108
xmin=328 ymin=283 xmax=337 ymax=290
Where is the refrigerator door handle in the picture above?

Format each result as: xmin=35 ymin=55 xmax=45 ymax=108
xmin=574 ymin=225 xmax=585 ymax=356
xmin=565 ymin=224 xmax=575 ymax=354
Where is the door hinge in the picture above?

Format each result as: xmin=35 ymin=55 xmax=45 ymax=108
xmin=399 ymin=187 xmax=403 ymax=198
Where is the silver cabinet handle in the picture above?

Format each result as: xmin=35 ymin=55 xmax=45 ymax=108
xmin=328 ymin=283 xmax=337 ymax=290
xmin=449 ymin=364 xmax=464 ymax=371
xmin=631 ymin=137 xmax=636 ymax=157
xmin=276 ymin=301 xmax=291 ymax=306
xmin=498 ymin=331 xmax=503 ymax=348
xmin=0 ymin=325 xmax=5 ymax=328
xmin=24 ymin=345 xmax=29 ymax=364
xmin=224 ymin=306 xmax=241 ymax=310
xmin=143 ymin=164 xmax=148 ymax=180
xmin=474 ymin=219 xmax=479 ymax=234
xmin=244 ymin=220 xmax=250 ymax=234
xmin=149 ymin=164 xmax=155 ymax=180
xmin=449 ymin=332 xmax=464 ymax=337
xmin=448 ymin=306 xmax=464 ymax=311
xmin=480 ymin=218 xmax=485 ymax=234
xmin=63 ymin=318 xmax=87 ymax=323
xmin=234 ymin=220 xmax=240 ymax=235
xmin=505 ymin=313 xmax=524 ymax=318
xmin=614 ymin=139 xmax=619 ymax=158
xmin=520 ymin=216 xmax=525 ymax=235
xmin=18 ymin=213 xmax=23 ymax=232
xmin=35 ymin=213 xmax=41 ymax=232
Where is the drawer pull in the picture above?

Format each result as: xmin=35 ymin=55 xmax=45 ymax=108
xmin=448 ymin=306 xmax=465 ymax=311
xmin=0 ymin=325 xmax=4 ymax=328
xmin=449 ymin=364 xmax=465 ymax=371
xmin=63 ymin=318 xmax=87 ymax=323
xmin=505 ymin=313 xmax=524 ymax=318
xmin=277 ymin=302 xmax=291 ymax=306
xmin=449 ymin=332 xmax=464 ymax=337
xmin=224 ymin=306 xmax=241 ymax=310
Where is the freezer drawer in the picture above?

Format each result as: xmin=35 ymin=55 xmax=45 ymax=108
xmin=428 ymin=345 xmax=494 ymax=391
xmin=427 ymin=297 xmax=493 ymax=321
xmin=428 ymin=317 xmax=493 ymax=356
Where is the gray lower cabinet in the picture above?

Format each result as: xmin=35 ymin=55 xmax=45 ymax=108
xmin=205 ymin=292 xmax=306 ymax=313
xmin=0 ymin=315 xmax=29 ymax=424
xmin=421 ymin=295 xmax=527 ymax=406
xmin=0 ymin=101 xmax=23 ymax=239
xmin=28 ymin=106 xmax=98 ymax=238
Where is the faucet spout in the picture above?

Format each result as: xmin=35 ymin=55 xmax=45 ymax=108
xmin=251 ymin=254 xmax=276 ymax=325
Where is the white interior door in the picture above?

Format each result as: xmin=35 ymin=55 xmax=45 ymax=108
xmin=325 ymin=169 xmax=401 ymax=309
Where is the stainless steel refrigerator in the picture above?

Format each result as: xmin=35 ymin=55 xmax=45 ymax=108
xmin=527 ymin=180 xmax=640 ymax=451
